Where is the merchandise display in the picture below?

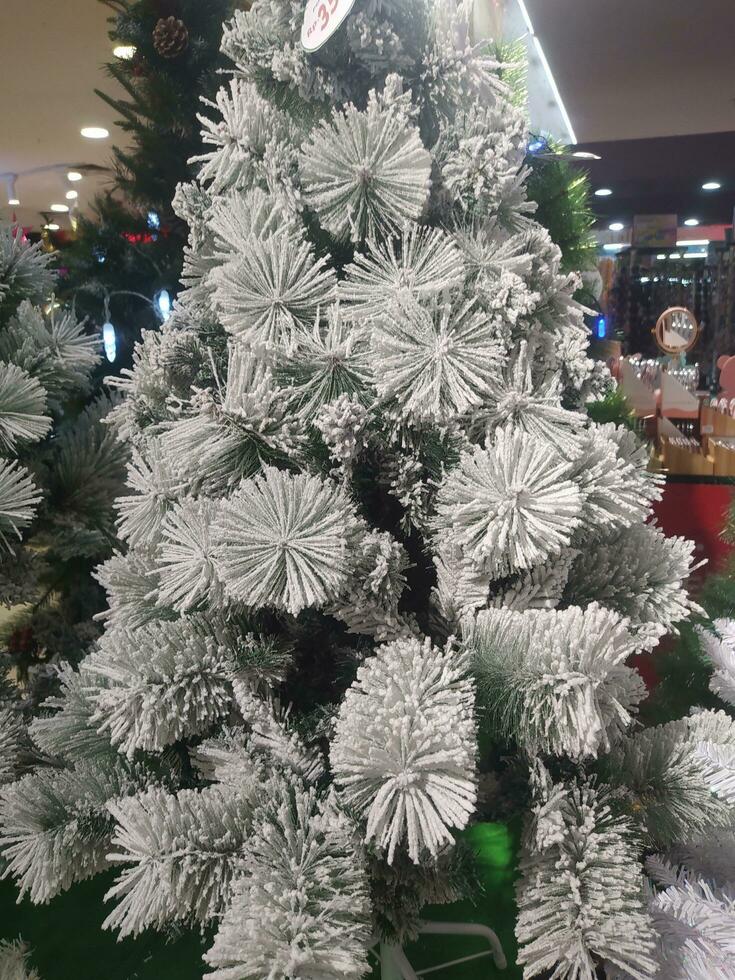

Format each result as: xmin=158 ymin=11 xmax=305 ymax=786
xmin=2 ymin=2 xmax=735 ymax=979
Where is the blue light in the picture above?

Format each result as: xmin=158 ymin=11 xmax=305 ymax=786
xmin=102 ymin=321 xmax=117 ymax=362
xmin=147 ymin=210 xmax=160 ymax=230
xmin=596 ymin=316 xmax=607 ymax=340
xmin=528 ymin=137 xmax=547 ymax=155
xmin=154 ymin=288 xmax=171 ymax=322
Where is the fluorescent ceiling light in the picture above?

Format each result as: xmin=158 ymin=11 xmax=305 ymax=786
xmin=67 ymin=171 xmax=83 ymax=182
xmin=669 ymin=253 xmax=681 ymax=259
xmin=609 ymin=222 xmax=625 ymax=232
xmin=656 ymin=254 xmax=667 ymax=260
xmin=683 ymin=252 xmax=707 ymax=259
xmin=594 ymin=188 xmax=613 ymax=197
xmin=676 ymin=239 xmax=709 ymax=247
xmin=80 ymin=126 xmax=109 ymax=139
xmin=516 ymin=0 xmax=577 ymax=144
xmin=572 ymin=151 xmax=601 ymax=160
xmin=50 ymin=204 xmax=69 ymax=213
xmin=702 ymin=181 xmax=721 ymax=191
xmin=65 ymin=190 xmax=78 ymax=201
xmin=603 ymin=243 xmax=627 ymax=252
xmin=684 ymin=218 xmax=700 ymax=227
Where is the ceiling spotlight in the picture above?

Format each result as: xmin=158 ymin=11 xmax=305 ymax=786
xmin=65 ymin=190 xmax=78 ymax=201
xmin=6 ymin=174 xmax=19 ymax=206
xmin=44 ymin=223 xmax=60 ymax=232
xmin=594 ymin=188 xmax=613 ymax=197
xmin=684 ymin=218 xmax=700 ymax=227
xmin=113 ymin=44 xmax=136 ymax=59
xmin=572 ymin=151 xmax=602 ymax=161
xmin=50 ymin=204 xmax=69 ymax=213
xmin=80 ymin=126 xmax=109 ymax=140
xmin=702 ymin=181 xmax=722 ymax=191
xmin=609 ymin=221 xmax=625 ymax=232
xmin=67 ymin=171 xmax=83 ymax=182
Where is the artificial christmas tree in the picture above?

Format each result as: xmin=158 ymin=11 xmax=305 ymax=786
xmin=59 ymin=0 xmax=234 ymax=369
xmin=0 ymin=224 xmax=126 ymax=739
xmin=2 ymin=2 xmax=734 ymax=978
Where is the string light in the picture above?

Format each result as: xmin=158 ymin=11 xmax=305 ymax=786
xmin=102 ymin=321 xmax=117 ymax=363
xmin=154 ymin=289 xmax=171 ymax=322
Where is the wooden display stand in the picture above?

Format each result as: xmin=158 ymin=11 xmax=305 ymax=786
xmin=710 ymin=440 xmax=735 ymax=477
xmin=660 ymin=438 xmax=714 ymax=477
xmin=701 ymin=404 xmax=735 ymax=448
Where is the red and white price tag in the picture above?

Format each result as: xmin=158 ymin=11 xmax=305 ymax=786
xmin=301 ymin=0 xmax=356 ymax=51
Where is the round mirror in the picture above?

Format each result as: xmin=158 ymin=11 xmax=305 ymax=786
xmin=653 ymin=307 xmax=699 ymax=355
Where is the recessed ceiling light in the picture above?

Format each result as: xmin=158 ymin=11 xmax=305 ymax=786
xmin=572 ymin=151 xmax=602 ymax=161
xmin=609 ymin=221 xmax=625 ymax=232
xmin=702 ymin=181 xmax=721 ymax=191
xmin=594 ymin=188 xmax=613 ymax=197
xmin=8 ymin=198 xmax=20 ymax=207
xmin=684 ymin=218 xmax=700 ymax=227
xmin=65 ymin=190 xmax=78 ymax=201
xmin=113 ymin=44 xmax=136 ymax=59
xmin=67 ymin=171 xmax=83 ymax=182
xmin=50 ymin=204 xmax=69 ymax=213
xmin=44 ymin=223 xmax=60 ymax=231
xmin=80 ymin=126 xmax=109 ymax=140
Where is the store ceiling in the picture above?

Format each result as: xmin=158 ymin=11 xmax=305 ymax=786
xmin=2 ymin=0 xmax=735 ymax=230
xmin=524 ymin=0 xmax=735 ymax=143
xmin=0 ymin=0 xmax=123 ymax=231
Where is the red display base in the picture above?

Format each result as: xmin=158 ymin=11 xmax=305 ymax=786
xmin=652 ymin=478 xmax=734 ymax=576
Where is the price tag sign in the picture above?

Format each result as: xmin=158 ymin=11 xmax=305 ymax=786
xmin=301 ymin=0 xmax=356 ymax=51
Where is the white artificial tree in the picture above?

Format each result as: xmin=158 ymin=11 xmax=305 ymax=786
xmin=2 ymin=3 xmax=733 ymax=978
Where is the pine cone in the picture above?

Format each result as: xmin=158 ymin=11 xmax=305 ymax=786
xmin=152 ymin=16 xmax=189 ymax=59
